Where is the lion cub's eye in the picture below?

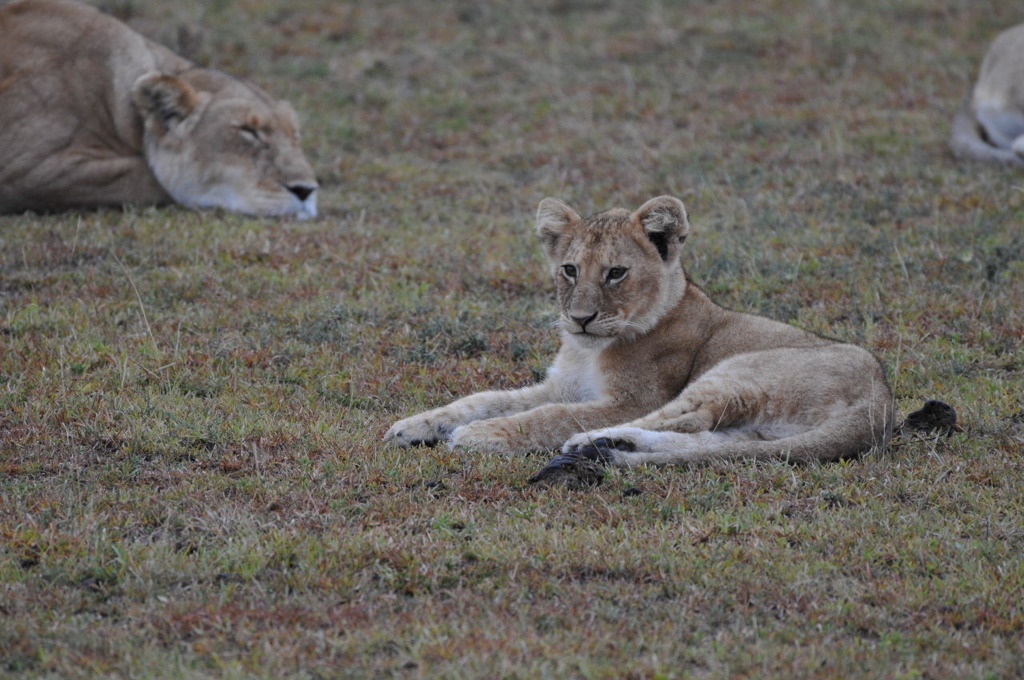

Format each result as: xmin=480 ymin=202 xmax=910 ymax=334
xmin=606 ymin=267 xmax=628 ymax=282
xmin=562 ymin=264 xmax=578 ymax=279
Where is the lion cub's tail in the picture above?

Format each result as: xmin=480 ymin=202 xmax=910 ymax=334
xmin=949 ymin=93 xmax=1023 ymax=165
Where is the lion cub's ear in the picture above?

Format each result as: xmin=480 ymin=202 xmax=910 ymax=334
xmin=632 ymin=195 xmax=689 ymax=261
xmin=535 ymin=198 xmax=582 ymax=261
xmin=131 ymin=73 xmax=199 ymax=134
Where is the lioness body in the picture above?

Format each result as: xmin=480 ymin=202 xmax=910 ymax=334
xmin=950 ymin=23 xmax=1024 ymax=165
xmin=386 ymin=196 xmax=893 ymax=469
xmin=0 ymin=0 xmax=318 ymax=216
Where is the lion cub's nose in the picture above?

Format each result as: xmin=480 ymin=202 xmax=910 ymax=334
xmin=287 ymin=183 xmax=317 ymax=202
xmin=571 ymin=312 xmax=598 ymax=330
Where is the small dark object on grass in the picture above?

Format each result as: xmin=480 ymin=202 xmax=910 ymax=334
xmin=622 ymin=487 xmax=644 ymax=497
xmin=899 ymin=400 xmax=961 ymax=437
xmin=528 ymin=455 xmax=606 ymax=488
xmin=528 ymin=440 xmax=616 ymax=488
xmin=424 ymin=480 xmax=448 ymax=497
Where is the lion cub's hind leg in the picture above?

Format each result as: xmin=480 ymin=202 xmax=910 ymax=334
xmin=559 ymin=346 xmax=861 ymax=466
xmin=561 ymin=424 xmax=812 ymax=467
xmin=558 ymin=393 xmax=743 ymax=459
xmin=559 ymin=366 xmax=776 ymax=464
xmin=624 ymin=355 xmax=780 ymax=435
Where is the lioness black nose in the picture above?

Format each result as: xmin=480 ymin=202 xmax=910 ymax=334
xmin=287 ymin=184 xmax=316 ymax=202
xmin=571 ymin=312 xmax=598 ymax=330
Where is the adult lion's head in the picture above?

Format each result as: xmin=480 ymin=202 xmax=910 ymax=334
xmin=132 ymin=72 xmax=318 ymax=219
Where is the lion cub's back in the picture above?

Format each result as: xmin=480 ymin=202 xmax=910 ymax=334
xmin=699 ymin=303 xmax=888 ymax=391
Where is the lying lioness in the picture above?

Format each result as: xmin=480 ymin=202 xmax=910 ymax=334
xmin=950 ymin=23 xmax=1024 ymax=165
xmin=0 ymin=0 xmax=318 ymax=216
xmin=387 ymin=197 xmax=894 ymax=475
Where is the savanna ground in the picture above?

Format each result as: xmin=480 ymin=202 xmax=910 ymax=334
xmin=2 ymin=0 xmax=1023 ymax=677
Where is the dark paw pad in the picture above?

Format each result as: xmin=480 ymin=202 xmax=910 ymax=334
xmin=592 ymin=437 xmax=635 ymax=452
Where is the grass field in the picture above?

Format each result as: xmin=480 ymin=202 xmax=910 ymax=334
xmin=2 ymin=0 xmax=1023 ymax=677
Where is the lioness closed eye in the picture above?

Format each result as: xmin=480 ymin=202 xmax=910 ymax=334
xmin=0 ymin=0 xmax=318 ymax=217
xmin=950 ymin=23 xmax=1024 ymax=165
xmin=386 ymin=196 xmax=895 ymax=475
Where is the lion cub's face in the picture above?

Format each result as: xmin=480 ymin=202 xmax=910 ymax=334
xmin=132 ymin=73 xmax=318 ymax=218
xmin=535 ymin=196 xmax=690 ymax=348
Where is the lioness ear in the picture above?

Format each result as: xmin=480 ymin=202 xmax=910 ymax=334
xmin=276 ymin=100 xmax=300 ymax=128
xmin=535 ymin=197 xmax=581 ymax=261
xmin=131 ymin=73 xmax=198 ymax=133
xmin=632 ymin=195 xmax=689 ymax=261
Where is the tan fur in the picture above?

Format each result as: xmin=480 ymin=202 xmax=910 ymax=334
xmin=950 ymin=23 xmax=1024 ymax=165
xmin=0 ymin=0 xmax=318 ymax=216
xmin=386 ymin=196 xmax=894 ymax=467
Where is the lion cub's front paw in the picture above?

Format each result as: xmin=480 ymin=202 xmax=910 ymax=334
xmin=561 ymin=427 xmax=647 ymax=455
xmin=450 ymin=421 xmax=520 ymax=455
xmin=384 ymin=413 xmax=455 ymax=447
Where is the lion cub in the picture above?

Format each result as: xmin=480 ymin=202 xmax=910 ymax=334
xmin=950 ymin=23 xmax=1024 ymax=165
xmin=386 ymin=196 xmax=894 ymax=469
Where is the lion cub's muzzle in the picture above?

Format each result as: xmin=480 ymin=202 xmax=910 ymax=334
xmin=561 ymin=311 xmax=618 ymax=341
xmin=568 ymin=311 xmax=598 ymax=332
xmin=563 ymin=307 xmax=602 ymax=334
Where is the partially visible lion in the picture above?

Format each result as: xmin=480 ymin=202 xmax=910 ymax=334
xmin=950 ymin=23 xmax=1024 ymax=165
xmin=0 ymin=0 xmax=318 ymax=217
xmin=386 ymin=196 xmax=895 ymax=479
